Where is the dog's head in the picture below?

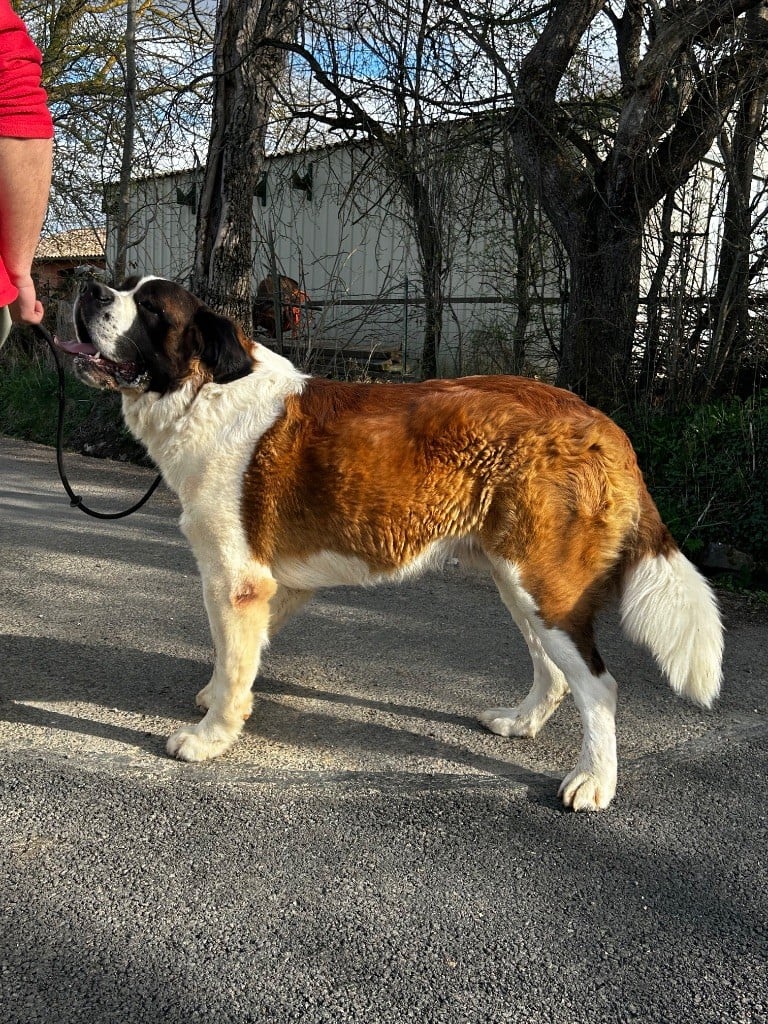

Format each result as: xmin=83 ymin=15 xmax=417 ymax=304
xmin=58 ymin=276 xmax=254 ymax=394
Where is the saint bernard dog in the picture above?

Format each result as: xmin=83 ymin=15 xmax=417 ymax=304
xmin=58 ymin=275 xmax=724 ymax=811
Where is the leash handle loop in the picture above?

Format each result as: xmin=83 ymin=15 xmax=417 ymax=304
xmin=32 ymin=322 xmax=163 ymax=519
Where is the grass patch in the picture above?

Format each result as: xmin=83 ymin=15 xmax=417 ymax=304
xmin=0 ymin=342 xmax=147 ymax=461
xmin=0 ymin=354 xmax=94 ymax=444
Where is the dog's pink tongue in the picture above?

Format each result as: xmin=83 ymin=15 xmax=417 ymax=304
xmin=54 ymin=336 xmax=98 ymax=356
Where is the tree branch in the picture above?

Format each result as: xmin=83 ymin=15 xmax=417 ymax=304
xmin=641 ymin=43 xmax=768 ymax=210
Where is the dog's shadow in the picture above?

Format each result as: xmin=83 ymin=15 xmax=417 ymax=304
xmin=0 ymin=633 xmax=559 ymax=795
xmin=254 ymin=674 xmax=562 ymax=788
xmin=2 ymin=634 xmax=199 ymax=756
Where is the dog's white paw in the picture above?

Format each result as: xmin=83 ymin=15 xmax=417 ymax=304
xmin=166 ymin=724 xmax=235 ymax=763
xmin=558 ymin=768 xmax=616 ymax=812
xmin=479 ymin=706 xmax=541 ymax=739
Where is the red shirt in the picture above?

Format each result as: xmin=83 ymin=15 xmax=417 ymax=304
xmin=0 ymin=0 xmax=54 ymax=305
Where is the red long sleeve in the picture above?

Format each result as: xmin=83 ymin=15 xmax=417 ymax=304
xmin=0 ymin=1 xmax=54 ymax=139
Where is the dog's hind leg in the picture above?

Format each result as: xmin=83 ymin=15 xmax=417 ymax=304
xmin=535 ymin=629 xmax=618 ymax=811
xmin=485 ymin=561 xmax=618 ymax=811
xmin=479 ymin=609 xmax=570 ymax=739
xmin=168 ymin=570 xmax=277 ymax=763
xmin=268 ymin=584 xmax=314 ymax=639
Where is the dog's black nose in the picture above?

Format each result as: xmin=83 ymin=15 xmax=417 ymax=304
xmin=79 ymin=280 xmax=113 ymax=304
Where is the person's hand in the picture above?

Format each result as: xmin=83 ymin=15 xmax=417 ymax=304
xmin=8 ymin=273 xmax=44 ymax=324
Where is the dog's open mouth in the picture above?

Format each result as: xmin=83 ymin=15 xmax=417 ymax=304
xmin=54 ymin=336 xmax=149 ymax=392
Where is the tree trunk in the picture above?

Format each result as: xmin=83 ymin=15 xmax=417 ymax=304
xmin=419 ymin=279 xmax=442 ymax=379
xmin=638 ymin=190 xmax=676 ymax=397
xmin=511 ymin=178 xmax=536 ymax=375
xmin=192 ymin=0 xmax=299 ymax=329
xmin=407 ymin=166 xmax=445 ymax=379
xmin=113 ymin=0 xmax=136 ymax=283
xmin=557 ymin=217 xmax=643 ymax=409
xmin=415 ymin=222 xmax=444 ymax=379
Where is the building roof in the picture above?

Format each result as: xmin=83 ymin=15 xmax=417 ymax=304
xmin=36 ymin=227 xmax=106 ymax=261
xmin=105 ymin=135 xmax=380 ymax=189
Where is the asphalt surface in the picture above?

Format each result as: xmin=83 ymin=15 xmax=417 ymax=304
xmin=0 ymin=433 xmax=766 ymax=1024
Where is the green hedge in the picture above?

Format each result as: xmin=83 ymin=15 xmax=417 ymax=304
xmin=0 ymin=354 xmax=93 ymax=445
xmin=620 ymin=393 xmax=768 ymax=572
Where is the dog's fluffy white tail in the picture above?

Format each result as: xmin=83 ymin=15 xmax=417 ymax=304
xmin=620 ymin=550 xmax=723 ymax=707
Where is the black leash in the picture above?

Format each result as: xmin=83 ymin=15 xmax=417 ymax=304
xmin=32 ymin=321 xmax=163 ymax=519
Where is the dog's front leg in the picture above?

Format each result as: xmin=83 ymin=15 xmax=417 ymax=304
xmin=167 ymin=570 xmax=277 ymax=763
xmin=194 ymin=583 xmax=314 ymax=713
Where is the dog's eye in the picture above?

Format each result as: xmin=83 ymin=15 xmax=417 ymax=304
xmin=137 ymin=298 xmax=163 ymax=317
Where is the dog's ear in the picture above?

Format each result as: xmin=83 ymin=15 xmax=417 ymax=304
xmin=117 ymin=274 xmax=142 ymax=291
xmin=185 ymin=306 xmax=253 ymax=383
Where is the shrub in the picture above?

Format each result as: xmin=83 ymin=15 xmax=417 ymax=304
xmin=0 ymin=339 xmax=145 ymax=460
xmin=0 ymin=348 xmax=91 ymax=445
xmin=620 ymin=393 xmax=768 ymax=572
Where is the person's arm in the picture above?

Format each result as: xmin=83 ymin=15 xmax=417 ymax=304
xmin=0 ymin=0 xmax=54 ymax=324
xmin=0 ymin=136 xmax=53 ymax=323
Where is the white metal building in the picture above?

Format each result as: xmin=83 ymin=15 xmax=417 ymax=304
xmin=105 ymin=138 xmax=563 ymax=376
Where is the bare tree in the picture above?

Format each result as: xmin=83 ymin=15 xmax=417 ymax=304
xmin=268 ymin=0 xmax=496 ymax=376
xmin=191 ymin=0 xmax=301 ymax=327
xmin=113 ymin=0 xmax=137 ymax=282
xmin=20 ymin=0 xmax=214 ymax=247
xmin=454 ymin=0 xmax=768 ymax=407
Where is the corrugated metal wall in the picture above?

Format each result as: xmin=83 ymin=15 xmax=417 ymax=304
xmin=107 ymin=142 xmax=557 ymax=375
